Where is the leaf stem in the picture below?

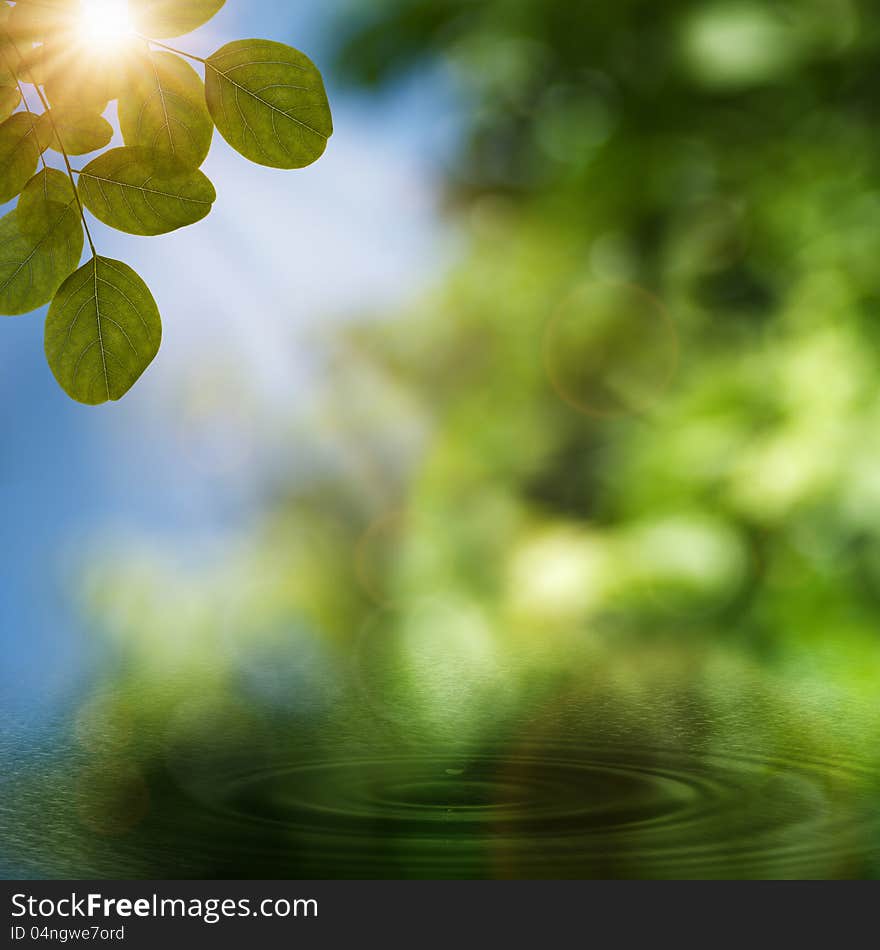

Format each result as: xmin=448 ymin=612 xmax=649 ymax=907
xmin=55 ymin=132 xmax=97 ymax=256
xmin=138 ymin=35 xmax=206 ymax=64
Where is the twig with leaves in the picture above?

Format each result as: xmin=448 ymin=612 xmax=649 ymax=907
xmin=0 ymin=0 xmax=333 ymax=404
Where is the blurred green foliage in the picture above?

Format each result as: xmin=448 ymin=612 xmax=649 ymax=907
xmin=13 ymin=0 xmax=880 ymax=880
xmin=79 ymin=0 xmax=880 ymax=720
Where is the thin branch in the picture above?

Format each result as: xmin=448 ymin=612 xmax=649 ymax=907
xmin=137 ymin=35 xmax=206 ymax=64
xmin=3 ymin=35 xmax=96 ymax=255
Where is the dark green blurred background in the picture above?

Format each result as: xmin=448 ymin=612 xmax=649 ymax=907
xmin=4 ymin=0 xmax=880 ymax=879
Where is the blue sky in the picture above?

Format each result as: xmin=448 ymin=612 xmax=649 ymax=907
xmin=0 ymin=1 xmax=459 ymax=731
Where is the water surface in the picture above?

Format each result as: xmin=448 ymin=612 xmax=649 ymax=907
xmin=4 ymin=673 xmax=880 ymax=879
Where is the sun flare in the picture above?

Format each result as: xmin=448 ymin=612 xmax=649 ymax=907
xmin=76 ymin=0 xmax=135 ymax=51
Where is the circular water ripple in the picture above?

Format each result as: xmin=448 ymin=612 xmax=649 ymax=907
xmin=181 ymin=744 xmax=880 ymax=878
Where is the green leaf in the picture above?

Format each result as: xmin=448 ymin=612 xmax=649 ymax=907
xmin=6 ymin=0 xmax=75 ymax=45
xmin=119 ymin=51 xmax=213 ymax=168
xmin=0 ymin=2 xmax=22 ymax=85
xmin=0 ymin=83 xmax=19 ymax=121
xmin=205 ymin=39 xmax=333 ymax=169
xmin=131 ymin=0 xmax=226 ymax=39
xmin=17 ymin=166 xmax=76 ymax=235
xmin=0 ymin=112 xmax=52 ymax=204
xmin=33 ymin=27 xmax=139 ymax=112
xmin=45 ymin=256 xmax=162 ymax=405
xmin=0 ymin=173 xmax=83 ymax=316
xmin=46 ymin=107 xmax=114 ymax=155
xmin=0 ymin=0 xmax=18 ymax=80
xmin=0 ymin=6 xmax=24 ymax=120
xmin=15 ymin=41 xmax=50 ymax=85
xmin=78 ymin=146 xmax=217 ymax=236
xmin=0 ymin=43 xmax=17 ymax=87
xmin=40 ymin=42 xmax=117 ymax=112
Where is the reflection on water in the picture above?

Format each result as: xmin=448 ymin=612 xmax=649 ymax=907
xmin=4 ymin=670 xmax=880 ymax=879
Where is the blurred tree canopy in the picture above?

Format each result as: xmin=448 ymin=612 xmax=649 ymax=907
xmin=83 ymin=0 xmax=880 ymax=728
xmin=319 ymin=0 xmax=880 ymax=689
